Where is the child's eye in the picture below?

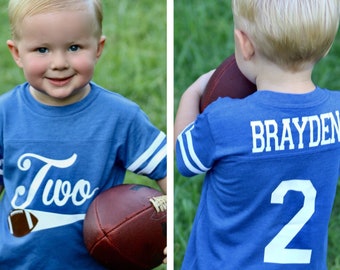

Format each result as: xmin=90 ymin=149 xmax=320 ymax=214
xmin=69 ymin=45 xmax=80 ymax=52
xmin=37 ymin=47 xmax=49 ymax=54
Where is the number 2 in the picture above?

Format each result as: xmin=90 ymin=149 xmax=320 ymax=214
xmin=264 ymin=180 xmax=316 ymax=264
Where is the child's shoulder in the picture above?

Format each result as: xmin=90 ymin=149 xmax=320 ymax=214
xmin=328 ymin=88 xmax=340 ymax=96
xmin=203 ymin=94 xmax=255 ymax=119
xmin=201 ymin=87 xmax=340 ymax=125
xmin=0 ymin=83 xmax=26 ymax=106
xmin=90 ymin=82 xmax=141 ymax=111
xmin=317 ymin=87 xmax=340 ymax=107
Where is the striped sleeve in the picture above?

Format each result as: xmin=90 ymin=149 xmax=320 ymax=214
xmin=122 ymin=105 xmax=166 ymax=180
xmin=176 ymin=119 xmax=214 ymax=177
xmin=127 ymin=131 xmax=166 ymax=177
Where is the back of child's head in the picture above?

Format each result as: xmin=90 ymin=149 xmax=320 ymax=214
xmin=8 ymin=0 xmax=103 ymax=41
xmin=232 ymin=0 xmax=339 ymax=71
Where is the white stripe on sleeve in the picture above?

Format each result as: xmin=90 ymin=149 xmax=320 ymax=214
xmin=137 ymin=144 xmax=166 ymax=175
xmin=185 ymin=126 xmax=210 ymax=172
xmin=127 ymin=131 xmax=166 ymax=172
xmin=177 ymin=132 xmax=207 ymax=175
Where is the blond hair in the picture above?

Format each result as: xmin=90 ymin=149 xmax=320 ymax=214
xmin=232 ymin=0 xmax=339 ymax=71
xmin=8 ymin=0 xmax=103 ymax=41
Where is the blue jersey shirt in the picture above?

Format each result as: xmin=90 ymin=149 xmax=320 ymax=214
xmin=176 ymin=87 xmax=340 ymax=270
xmin=0 ymin=82 xmax=166 ymax=269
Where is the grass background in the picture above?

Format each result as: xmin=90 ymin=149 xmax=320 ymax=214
xmin=174 ymin=1 xmax=340 ymax=270
xmin=0 ymin=1 xmax=166 ymax=269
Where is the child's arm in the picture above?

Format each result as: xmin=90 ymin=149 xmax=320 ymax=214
xmin=174 ymin=70 xmax=214 ymax=141
xmin=156 ymin=177 xmax=166 ymax=194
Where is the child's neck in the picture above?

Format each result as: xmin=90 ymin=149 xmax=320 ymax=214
xmin=255 ymin=61 xmax=316 ymax=94
xmin=29 ymin=84 xmax=91 ymax=106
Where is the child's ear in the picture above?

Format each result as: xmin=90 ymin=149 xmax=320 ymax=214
xmin=96 ymin=35 xmax=106 ymax=60
xmin=7 ymin=40 xmax=23 ymax=68
xmin=234 ymin=29 xmax=255 ymax=61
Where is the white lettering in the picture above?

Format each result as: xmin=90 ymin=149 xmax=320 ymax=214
xmin=264 ymin=120 xmax=279 ymax=152
xmin=292 ymin=117 xmax=308 ymax=149
xmin=320 ymin=113 xmax=331 ymax=145
xmin=308 ymin=115 xmax=321 ymax=147
xmin=331 ymin=110 xmax=340 ymax=143
xmin=279 ymin=118 xmax=294 ymax=150
xmin=12 ymin=153 xmax=99 ymax=209
xmin=251 ymin=110 xmax=339 ymax=153
xmin=251 ymin=121 xmax=265 ymax=153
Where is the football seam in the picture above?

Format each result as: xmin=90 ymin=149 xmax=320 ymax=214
xmin=87 ymin=198 xmax=103 ymax=252
xmin=99 ymin=204 xmax=151 ymax=235
xmin=97 ymin=204 xmax=161 ymax=269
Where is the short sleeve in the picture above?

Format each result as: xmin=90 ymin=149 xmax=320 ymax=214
xmin=124 ymin=108 xmax=166 ymax=180
xmin=176 ymin=113 xmax=216 ymax=177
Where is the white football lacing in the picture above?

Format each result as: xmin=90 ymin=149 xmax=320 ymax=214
xmin=149 ymin=195 xmax=167 ymax=213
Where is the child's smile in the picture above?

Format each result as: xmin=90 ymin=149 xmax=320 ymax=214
xmin=7 ymin=9 xmax=105 ymax=106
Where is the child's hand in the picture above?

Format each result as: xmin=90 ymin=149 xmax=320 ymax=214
xmin=193 ymin=69 xmax=215 ymax=97
xmin=163 ymin=247 xmax=167 ymax=264
xmin=174 ymin=69 xmax=215 ymax=140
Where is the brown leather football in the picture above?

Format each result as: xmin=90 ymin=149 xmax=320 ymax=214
xmin=200 ymin=54 xmax=257 ymax=112
xmin=83 ymin=184 xmax=166 ymax=270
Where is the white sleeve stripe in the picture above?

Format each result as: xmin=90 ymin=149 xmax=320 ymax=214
xmin=177 ymin=134 xmax=206 ymax=174
xmin=185 ymin=126 xmax=210 ymax=172
xmin=127 ymin=131 xmax=166 ymax=172
xmin=136 ymin=144 xmax=166 ymax=175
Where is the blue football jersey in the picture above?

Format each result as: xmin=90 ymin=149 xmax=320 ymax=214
xmin=177 ymin=88 xmax=340 ymax=270
xmin=0 ymin=82 xmax=166 ymax=269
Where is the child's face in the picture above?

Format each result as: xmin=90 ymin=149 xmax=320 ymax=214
xmin=8 ymin=9 xmax=105 ymax=106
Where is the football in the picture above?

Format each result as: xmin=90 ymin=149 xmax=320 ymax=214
xmin=199 ymin=54 xmax=257 ymax=112
xmin=83 ymin=184 xmax=166 ymax=270
xmin=8 ymin=209 xmax=38 ymax=237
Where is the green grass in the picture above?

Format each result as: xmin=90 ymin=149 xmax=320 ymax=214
xmin=0 ymin=1 xmax=166 ymax=269
xmin=174 ymin=1 xmax=340 ymax=269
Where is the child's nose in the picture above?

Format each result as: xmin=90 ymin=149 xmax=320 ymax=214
xmin=50 ymin=52 xmax=69 ymax=70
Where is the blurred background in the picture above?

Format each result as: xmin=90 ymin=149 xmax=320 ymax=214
xmin=174 ymin=1 xmax=340 ymax=269
xmin=0 ymin=1 xmax=166 ymax=269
